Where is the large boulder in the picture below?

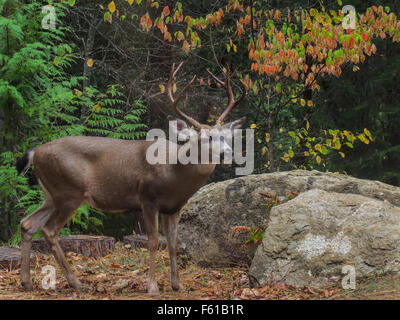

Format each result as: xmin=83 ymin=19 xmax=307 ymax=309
xmin=178 ymin=170 xmax=400 ymax=267
xmin=248 ymin=189 xmax=400 ymax=288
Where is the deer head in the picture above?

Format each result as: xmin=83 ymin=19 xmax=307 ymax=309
xmin=167 ymin=62 xmax=247 ymax=163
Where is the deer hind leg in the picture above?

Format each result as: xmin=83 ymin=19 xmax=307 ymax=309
xmin=142 ymin=203 xmax=160 ymax=296
xmin=20 ymin=199 xmax=53 ymax=290
xmin=163 ymin=212 xmax=184 ymax=291
xmin=41 ymin=201 xmax=82 ymax=290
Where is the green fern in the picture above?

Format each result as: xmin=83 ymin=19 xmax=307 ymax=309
xmin=0 ymin=0 xmax=147 ymax=243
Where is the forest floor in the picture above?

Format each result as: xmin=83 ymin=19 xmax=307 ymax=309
xmin=0 ymin=242 xmax=399 ymax=300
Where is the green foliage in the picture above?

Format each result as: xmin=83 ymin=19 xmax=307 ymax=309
xmin=0 ymin=0 xmax=147 ymax=243
xmin=85 ymin=86 xmax=147 ymax=140
xmin=315 ymin=36 xmax=400 ymax=185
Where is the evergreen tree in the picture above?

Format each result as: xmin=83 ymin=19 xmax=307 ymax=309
xmin=0 ymin=0 xmax=147 ymax=242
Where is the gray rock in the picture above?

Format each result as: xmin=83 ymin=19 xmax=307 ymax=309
xmin=248 ymin=189 xmax=400 ymax=288
xmin=178 ymin=170 xmax=400 ymax=267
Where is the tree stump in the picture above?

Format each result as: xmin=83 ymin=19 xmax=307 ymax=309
xmin=32 ymin=235 xmax=115 ymax=257
xmin=123 ymin=234 xmax=167 ymax=250
xmin=0 ymin=247 xmax=36 ymax=270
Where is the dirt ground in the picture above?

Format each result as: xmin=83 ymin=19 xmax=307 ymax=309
xmin=0 ymin=243 xmax=399 ymax=300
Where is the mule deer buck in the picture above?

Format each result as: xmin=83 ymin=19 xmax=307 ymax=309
xmin=16 ymin=62 xmax=246 ymax=296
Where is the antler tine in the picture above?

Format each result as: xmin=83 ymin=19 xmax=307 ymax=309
xmin=167 ymin=62 xmax=203 ymax=129
xmin=207 ymin=65 xmax=247 ymax=125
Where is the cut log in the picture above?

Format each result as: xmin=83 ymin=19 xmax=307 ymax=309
xmin=0 ymin=247 xmax=36 ymax=270
xmin=32 ymin=235 xmax=115 ymax=257
xmin=123 ymin=234 xmax=167 ymax=250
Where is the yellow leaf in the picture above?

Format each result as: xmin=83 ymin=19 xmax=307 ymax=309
xmin=291 ymin=98 xmax=297 ymax=103
xmin=265 ymin=132 xmax=270 ymax=142
xmin=250 ymin=124 xmax=257 ymax=129
xmin=307 ymin=100 xmax=313 ymax=107
xmin=316 ymin=155 xmax=322 ymax=164
xmin=108 ymin=1 xmax=116 ymax=13
xmin=314 ymin=144 xmax=322 ymax=153
xmin=364 ymin=128 xmax=372 ymax=140
xmin=159 ymin=84 xmax=165 ymax=93
xmin=173 ymin=83 xmax=177 ymax=93
xmin=93 ymin=104 xmax=101 ymax=112
xmin=300 ymin=99 xmax=306 ymax=107
xmin=304 ymin=151 xmax=310 ymax=157
xmin=127 ymin=0 xmax=134 ymax=5
xmin=306 ymin=120 xmax=310 ymax=130
xmin=282 ymin=153 xmax=290 ymax=162
xmin=339 ymin=152 xmax=345 ymax=158
xmin=353 ymin=65 xmax=360 ymax=72
xmin=87 ymin=58 xmax=94 ymax=67
xmin=279 ymin=128 xmax=283 ymax=133
xmin=262 ymin=147 xmax=268 ymax=155
xmin=358 ymin=134 xmax=369 ymax=144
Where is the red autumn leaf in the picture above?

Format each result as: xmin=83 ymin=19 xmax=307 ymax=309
xmin=146 ymin=17 xmax=152 ymax=28
xmin=163 ymin=6 xmax=170 ymax=17
xmin=231 ymin=226 xmax=252 ymax=238
xmin=349 ymin=36 xmax=355 ymax=47
xmin=182 ymin=40 xmax=190 ymax=54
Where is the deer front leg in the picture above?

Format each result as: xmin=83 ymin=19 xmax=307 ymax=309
xmin=163 ymin=212 xmax=184 ymax=291
xmin=142 ymin=203 xmax=160 ymax=296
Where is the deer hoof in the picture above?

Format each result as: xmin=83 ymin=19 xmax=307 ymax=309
xmin=69 ymin=279 xmax=82 ymax=291
xmin=21 ymin=281 xmax=33 ymax=291
xmin=148 ymin=282 xmax=160 ymax=297
xmin=172 ymin=282 xmax=185 ymax=292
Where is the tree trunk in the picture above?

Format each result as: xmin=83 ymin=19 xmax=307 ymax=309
xmin=82 ymin=15 xmax=97 ymax=92
xmin=32 ymin=235 xmax=115 ymax=257
xmin=0 ymin=247 xmax=36 ymax=270
xmin=124 ymin=234 xmax=167 ymax=250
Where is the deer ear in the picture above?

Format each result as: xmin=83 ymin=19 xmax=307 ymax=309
xmin=223 ymin=117 xmax=246 ymax=131
xmin=169 ymin=118 xmax=194 ymax=140
xmin=169 ymin=117 xmax=189 ymax=131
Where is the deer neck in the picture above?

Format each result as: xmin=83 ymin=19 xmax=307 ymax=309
xmin=175 ymin=142 xmax=216 ymax=178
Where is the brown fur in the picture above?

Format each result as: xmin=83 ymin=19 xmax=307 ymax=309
xmin=19 ymin=135 xmax=215 ymax=295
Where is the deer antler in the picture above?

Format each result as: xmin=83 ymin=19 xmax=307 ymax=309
xmin=207 ymin=65 xmax=247 ymax=125
xmin=167 ymin=62 xmax=204 ymax=129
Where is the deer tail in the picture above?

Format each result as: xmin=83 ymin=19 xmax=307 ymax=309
xmin=16 ymin=149 xmax=35 ymax=175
